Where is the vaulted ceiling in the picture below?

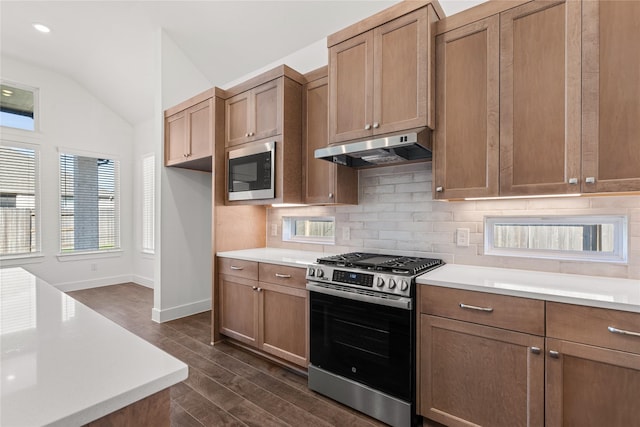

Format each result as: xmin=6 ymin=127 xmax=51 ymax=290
xmin=1 ymin=1 xmax=484 ymax=126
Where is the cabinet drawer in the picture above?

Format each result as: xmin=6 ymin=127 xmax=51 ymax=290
xmin=547 ymin=302 xmax=640 ymax=354
xmin=420 ymin=285 xmax=545 ymax=336
xmin=218 ymin=258 xmax=258 ymax=280
xmin=259 ymin=263 xmax=306 ymax=289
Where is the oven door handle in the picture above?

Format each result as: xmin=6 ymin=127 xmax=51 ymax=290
xmin=306 ymin=282 xmax=412 ymax=310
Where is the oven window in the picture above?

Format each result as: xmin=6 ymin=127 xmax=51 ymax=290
xmin=309 ymin=291 xmax=413 ymax=401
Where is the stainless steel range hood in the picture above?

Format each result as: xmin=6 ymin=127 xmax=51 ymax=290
xmin=314 ymin=127 xmax=432 ymax=168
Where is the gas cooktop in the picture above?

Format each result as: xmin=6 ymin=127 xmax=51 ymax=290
xmin=317 ymin=252 xmax=444 ymax=276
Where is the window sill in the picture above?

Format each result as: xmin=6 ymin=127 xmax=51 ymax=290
xmin=57 ymin=249 xmax=123 ymax=262
xmin=0 ymin=253 xmax=45 ymax=266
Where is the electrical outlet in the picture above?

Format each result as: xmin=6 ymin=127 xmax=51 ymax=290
xmin=271 ymin=224 xmax=278 ymax=236
xmin=342 ymin=227 xmax=350 ymax=241
xmin=456 ymin=228 xmax=470 ymax=247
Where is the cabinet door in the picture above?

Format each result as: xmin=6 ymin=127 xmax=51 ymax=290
xmin=373 ymin=7 xmax=430 ymax=135
xmin=225 ymin=91 xmax=251 ymax=147
xmin=219 ymin=274 xmax=258 ymax=346
xmin=165 ymin=111 xmax=187 ymax=166
xmin=420 ymin=315 xmax=544 ymax=427
xmin=187 ymin=99 xmax=212 ymax=160
xmin=303 ymin=76 xmax=335 ymax=204
xmin=258 ymin=281 xmax=307 ymax=367
xmin=328 ymin=31 xmax=374 ymax=144
xmin=433 ymin=15 xmax=499 ymax=199
xmin=546 ymin=338 xmax=640 ymax=427
xmin=582 ymin=0 xmax=640 ymax=193
xmin=252 ymin=79 xmax=281 ymax=142
xmin=499 ymin=0 xmax=582 ymax=196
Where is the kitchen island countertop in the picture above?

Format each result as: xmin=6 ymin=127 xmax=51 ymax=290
xmin=418 ymin=263 xmax=640 ymax=313
xmin=0 ymin=267 xmax=188 ymax=427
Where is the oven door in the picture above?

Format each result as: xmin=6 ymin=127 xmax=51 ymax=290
xmin=227 ymin=141 xmax=275 ymax=201
xmin=309 ymin=287 xmax=414 ymax=401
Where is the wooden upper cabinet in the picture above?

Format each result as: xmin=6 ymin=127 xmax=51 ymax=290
xmin=499 ymin=0 xmax=582 ymax=196
xmin=433 ymin=15 xmax=500 ymax=199
xmin=225 ymin=79 xmax=282 ymax=147
xmin=582 ymin=0 xmax=640 ymax=193
xmin=328 ymin=2 xmax=440 ymax=145
xmin=329 ymin=32 xmax=374 ymax=144
xmin=165 ymin=89 xmax=222 ymax=172
xmin=303 ymin=68 xmax=358 ymax=205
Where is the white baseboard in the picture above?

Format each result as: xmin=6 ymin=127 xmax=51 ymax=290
xmin=55 ymin=275 xmax=135 ymax=292
xmin=132 ymin=275 xmax=154 ymax=289
xmin=151 ymin=298 xmax=211 ymax=323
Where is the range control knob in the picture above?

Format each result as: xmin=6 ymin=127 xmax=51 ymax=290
xmin=376 ymin=277 xmax=385 ymax=287
xmin=316 ymin=268 xmax=324 ymax=278
xmin=400 ymin=280 xmax=409 ymax=291
xmin=308 ymin=268 xmax=315 ymax=277
xmin=388 ymin=279 xmax=397 ymax=289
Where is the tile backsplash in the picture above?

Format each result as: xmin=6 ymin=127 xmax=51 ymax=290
xmin=267 ymin=162 xmax=640 ymax=280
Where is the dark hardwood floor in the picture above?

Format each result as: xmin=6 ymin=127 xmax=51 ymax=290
xmin=68 ymin=283 xmax=388 ymax=427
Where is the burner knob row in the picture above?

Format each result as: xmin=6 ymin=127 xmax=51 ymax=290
xmin=307 ymin=267 xmax=325 ymax=278
xmin=376 ymin=277 xmax=410 ymax=292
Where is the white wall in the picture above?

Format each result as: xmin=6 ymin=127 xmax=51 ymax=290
xmin=151 ymin=30 xmax=213 ymax=322
xmin=0 ymin=55 xmax=135 ymax=290
xmin=267 ymin=163 xmax=640 ymax=280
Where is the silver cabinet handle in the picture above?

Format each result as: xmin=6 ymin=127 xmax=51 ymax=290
xmin=252 ymin=286 xmax=258 ymax=290
xmin=608 ymin=326 xmax=640 ymax=337
xmin=549 ymin=350 xmax=560 ymax=359
xmin=373 ymin=122 xmax=380 ymax=129
xmin=257 ymin=287 xmax=262 ymax=292
xmin=250 ymin=132 xmax=255 ymax=136
xmin=568 ymin=178 xmax=578 ymax=185
xmin=459 ymin=303 xmax=493 ymax=313
xmin=364 ymin=124 xmax=371 ymax=130
xmin=436 ymin=186 xmax=443 ymax=192
xmin=245 ymin=133 xmax=250 ymax=137
xmin=328 ymin=193 xmax=334 ymax=199
xmin=183 ymin=153 xmax=188 ymax=157
xmin=275 ymin=273 xmax=291 ymax=279
xmin=585 ymin=177 xmax=596 ymax=184
xmin=530 ymin=347 xmax=541 ymax=355
xmin=230 ymin=265 xmax=244 ymax=270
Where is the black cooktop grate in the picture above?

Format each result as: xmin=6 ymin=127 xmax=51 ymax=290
xmin=317 ymin=252 xmax=444 ymax=276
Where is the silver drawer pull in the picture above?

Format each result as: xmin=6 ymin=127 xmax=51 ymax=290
xmin=608 ymin=326 xmax=640 ymax=337
xmin=275 ymin=273 xmax=291 ymax=279
xmin=530 ymin=347 xmax=541 ymax=355
xmin=230 ymin=266 xmax=244 ymax=270
xmin=459 ymin=303 xmax=494 ymax=313
xmin=549 ymin=350 xmax=560 ymax=359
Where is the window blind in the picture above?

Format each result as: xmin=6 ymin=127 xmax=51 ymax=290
xmin=59 ymin=153 xmax=120 ymax=253
xmin=142 ymin=154 xmax=154 ymax=253
xmin=0 ymin=145 xmax=38 ymax=256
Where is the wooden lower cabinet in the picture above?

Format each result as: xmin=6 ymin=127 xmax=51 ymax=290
xmin=545 ymin=338 xmax=640 ymax=427
xmin=218 ymin=261 xmax=308 ymax=368
xmin=420 ymin=315 xmax=544 ymax=427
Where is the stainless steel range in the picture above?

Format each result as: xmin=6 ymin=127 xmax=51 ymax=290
xmin=306 ymin=253 xmax=444 ymax=427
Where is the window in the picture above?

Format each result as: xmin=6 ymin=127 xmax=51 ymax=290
xmin=282 ymin=216 xmax=335 ymax=244
xmin=0 ymin=82 xmax=38 ymax=131
xmin=0 ymin=144 xmax=39 ymax=256
xmin=59 ymin=152 xmax=120 ymax=253
xmin=485 ymin=215 xmax=628 ymax=263
xmin=142 ymin=154 xmax=155 ymax=253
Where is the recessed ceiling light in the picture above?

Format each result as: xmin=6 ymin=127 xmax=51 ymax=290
xmin=33 ymin=23 xmax=51 ymax=33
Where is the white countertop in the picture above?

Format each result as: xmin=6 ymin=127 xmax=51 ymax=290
xmin=417 ymin=264 xmax=640 ymax=313
xmin=0 ymin=268 xmax=188 ymax=427
xmin=217 ymin=247 xmax=332 ymax=268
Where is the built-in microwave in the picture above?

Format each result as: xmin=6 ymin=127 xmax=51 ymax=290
xmin=227 ymin=141 xmax=275 ymax=201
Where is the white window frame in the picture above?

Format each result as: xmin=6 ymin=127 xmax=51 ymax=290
xmin=57 ymin=147 xmax=121 ymax=257
xmin=484 ymin=215 xmax=628 ymax=263
xmin=0 ymin=140 xmax=41 ymax=260
xmin=0 ymin=80 xmax=40 ymax=133
xmin=282 ymin=216 xmax=335 ymax=245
